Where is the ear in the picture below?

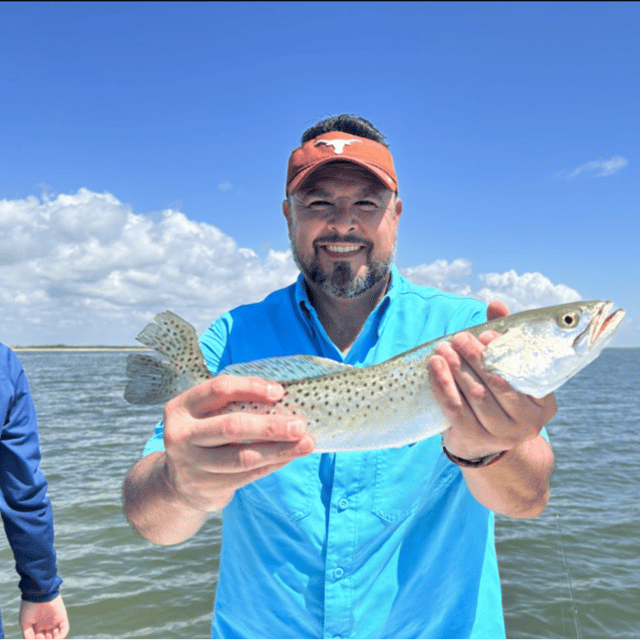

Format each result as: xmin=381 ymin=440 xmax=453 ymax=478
xmin=394 ymin=197 xmax=402 ymax=221
xmin=394 ymin=198 xmax=402 ymax=225
xmin=282 ymin=198 xmax=292 ymax=224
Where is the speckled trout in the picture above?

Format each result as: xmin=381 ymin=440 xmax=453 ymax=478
xmin=124 ymin=301 xmax=624 ymax=452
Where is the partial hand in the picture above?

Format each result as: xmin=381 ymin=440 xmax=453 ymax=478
xmin=428 ymin=301 xmax=557 ymax=461
xmin=20 ymin=595 xmax=69 ymax=639
xmin=161 ymin=375 xmax=314 ymax=512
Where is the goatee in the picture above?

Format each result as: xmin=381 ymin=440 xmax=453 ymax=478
xmin=290 ymin=232 xmax=395 ymax=299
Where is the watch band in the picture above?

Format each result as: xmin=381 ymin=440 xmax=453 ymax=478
xmin=441 ymin=442 xmax=508 ymax=468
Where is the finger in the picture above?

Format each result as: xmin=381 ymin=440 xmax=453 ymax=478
xmin=170 ymin=375 xmax=285 ymax=419
xmin=487 ymin=300 xmax=509 ymax=321
xmin=428 ymin=352 xmax=482 ymax=431
xmin=467 ymin=331 xmax=558 ymax=426
xmin=170 ymin=438 xmax=316 ymax=508
xmin=448 ymin=332 xmax=547 ymax=439
xmin=537 ymin=392 xmax=558 ymax=425
xmin=478 ymin=329 xmax=501 ymax=347
xmin=448 ymin=332 xmax=517 ymax=411
xmin=181 ymin=412 xmax=308 ymax=448
xmin=189 ymin=458 xmax=304 ymax=503
xmin=200 ymin=433 xmax=316 ymax=474
xmin=431 ymin=343 xmax=520 ymax=458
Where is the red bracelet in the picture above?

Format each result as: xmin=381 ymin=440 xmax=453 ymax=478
xmin=441 ymin=443 xmax=508 ymax=468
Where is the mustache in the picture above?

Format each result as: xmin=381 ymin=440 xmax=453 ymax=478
xmin=313 ymin=234 xmax=372 ymax=250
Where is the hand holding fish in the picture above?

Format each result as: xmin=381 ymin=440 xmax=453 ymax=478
xmin=429 ymin=301 xmax=558 ymax=517
xmin=124 ymin=375 xmax=314 ymax=544
xmin=430 ymin=301 xmax=557 ymax=463
xmin=159 ymin=375 xmax=314 ymax=514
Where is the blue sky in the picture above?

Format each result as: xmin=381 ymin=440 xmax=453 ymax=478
xmin=1 ymin=1 xmax=638 ymax=346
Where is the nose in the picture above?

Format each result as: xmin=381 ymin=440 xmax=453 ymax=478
xmin=328 ymin=203 xmax=358 ymax=234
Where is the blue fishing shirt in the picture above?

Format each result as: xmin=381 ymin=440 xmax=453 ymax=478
xmin=144 ymin=266 xmax=507 ymax=639
xmin=0 ymin=344 xmax=62 ymax=637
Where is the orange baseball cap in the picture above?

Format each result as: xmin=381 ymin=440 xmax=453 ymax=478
xmin=286 ymin=131 xmax=398 ymax=195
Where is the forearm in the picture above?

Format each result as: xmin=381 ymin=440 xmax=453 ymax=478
xmin=123 ymin=452 xmax=227 ymax=545
xmin=2 ymin=436 xmax=61 ymax=599
xmin=462 ymin=435 xmax=554 ymax=518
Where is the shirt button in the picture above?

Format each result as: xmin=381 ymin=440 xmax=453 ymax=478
xmin=338 ymin=498 xmax=348 ymax=510
xmin=334 ymin=567 xmax=344 ymax=579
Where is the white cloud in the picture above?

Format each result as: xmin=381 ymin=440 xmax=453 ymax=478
xmin=473 ymin=270 xmax=581 ymax=311
xmin=400 ymin=261 xmax=581 ymax=313
xmin=555 ymin=155 xmax=629 ymax=180
xmin=400 ymin=258 xmax=472 ymax=292
xmin=0 ymin=189 xmax=298 ymax=345
xmin=218 ymin=182 xmax=233 ymax=191
xmin=0 ymin=189 xmax=588 ymax=345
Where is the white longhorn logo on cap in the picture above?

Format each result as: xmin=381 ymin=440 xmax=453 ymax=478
xmin=315 ymin=138 xmax=362 ymax=155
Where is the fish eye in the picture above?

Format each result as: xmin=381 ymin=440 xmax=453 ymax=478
xmin=556 ymin=311 xmax=580 ymax=329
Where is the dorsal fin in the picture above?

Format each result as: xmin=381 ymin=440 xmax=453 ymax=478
xmin=136 ymin=311 xmax=201 ymax=363
xmin=220 ymin=354 xmax=355 ymax=382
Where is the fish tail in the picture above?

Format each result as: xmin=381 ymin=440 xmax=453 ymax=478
xmin=124 ymin=353 xmax=181 ymax=404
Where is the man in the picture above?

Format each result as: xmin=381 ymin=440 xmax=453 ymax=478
xmin=124 ymin=114 xmax=555 ymax=638
xmin=1 ymin=343 xmax=69 ymax=639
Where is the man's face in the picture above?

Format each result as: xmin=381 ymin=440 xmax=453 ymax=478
xmin=283 ymin=162 xmax=402 ymax=299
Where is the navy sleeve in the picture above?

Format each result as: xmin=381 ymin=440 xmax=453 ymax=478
xmin=0 ymin=346 xmax=62 ymax=602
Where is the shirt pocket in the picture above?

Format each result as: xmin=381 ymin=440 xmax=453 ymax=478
xmin=236 ymin=454 xmax=317 ymax=521
xmin=372 ymin=439 xmax=443 ymax=524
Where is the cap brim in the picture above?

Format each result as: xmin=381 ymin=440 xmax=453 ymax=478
xmin=288 ymin=158 xmax=397 ymax=195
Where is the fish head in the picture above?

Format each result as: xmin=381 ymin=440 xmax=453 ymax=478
xmin=482 ymin=300 xmax=625 ymax=398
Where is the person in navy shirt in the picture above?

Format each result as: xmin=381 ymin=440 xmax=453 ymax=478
xmin=1 ymin=344 xmax=68 ymax=639
xmin=124 ymin=114 xmax=556 ymax=638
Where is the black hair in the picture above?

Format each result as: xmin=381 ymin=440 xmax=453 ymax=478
xmin=300 ymin=114 xmax=389 ymax=148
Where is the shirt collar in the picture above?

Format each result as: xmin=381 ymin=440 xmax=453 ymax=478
xmin=293 ymin=265 xmax=402 ymax=354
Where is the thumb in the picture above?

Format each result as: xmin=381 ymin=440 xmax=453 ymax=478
xmin=487 ymin=300 xmax=509 ymax=321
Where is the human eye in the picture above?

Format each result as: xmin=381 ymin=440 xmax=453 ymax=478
xmin=308 ymin=199 xmax=332 ymax=208
xmin=355 ymin=199 xmax=379 ymax=210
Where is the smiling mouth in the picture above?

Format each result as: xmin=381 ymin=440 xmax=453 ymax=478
xmin=315 ymin=237 xmax=371 ymax=258
xmin=321 ymin=244 xmax=365 ymax=254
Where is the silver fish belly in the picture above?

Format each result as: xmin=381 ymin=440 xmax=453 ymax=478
xmin=124 ymin=300 xmax=624 ymax=452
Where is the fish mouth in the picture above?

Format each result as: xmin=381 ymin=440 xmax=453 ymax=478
xmin=576 ymin=301 xmax=625 ymax=353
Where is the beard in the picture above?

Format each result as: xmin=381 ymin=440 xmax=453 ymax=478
xmin=289 ymin=231 xmax=395 ymax=299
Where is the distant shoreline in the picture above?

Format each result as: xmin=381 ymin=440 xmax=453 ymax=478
xmin=12 ymin=346 xmax=152 ymax=352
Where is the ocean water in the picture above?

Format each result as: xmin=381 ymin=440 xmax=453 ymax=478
xmin=0 ymin=348 xmax=638 ymax=639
